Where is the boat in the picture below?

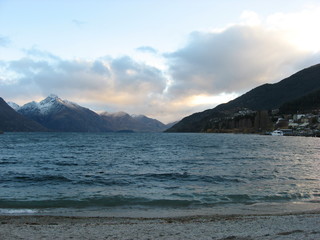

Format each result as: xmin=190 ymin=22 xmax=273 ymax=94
xmin=271 ymin=130 xmax=284 ymax=136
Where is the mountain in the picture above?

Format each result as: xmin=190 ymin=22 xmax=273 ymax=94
xmin=0 ymin=97 xmax=47 ymax=132
xmin=100 ymin=112 xmax=167 ymax=132
xmin=167 ymin=64 xmax=320 ymax=132
xmin=132 ymin=114 xmax=168 ymax=132
xmin=7 ymin=102 xmax=20 ymax=111
xmin=17 ymin=94 xmax=112 ymax=132
xmin=279 ymin=88 xmax=320 ymax=114
xmin=11 ymin=94 xmax=168 ymax=132
xmin=165 ymin=121 xmax=180 ymax=129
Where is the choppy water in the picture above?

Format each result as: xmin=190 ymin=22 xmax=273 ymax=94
xmin=0 ymin=132 xmax=319 ymax=217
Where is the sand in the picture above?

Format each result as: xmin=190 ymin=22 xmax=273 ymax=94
xmin=1 ymin=211 xmax=320 ymax=240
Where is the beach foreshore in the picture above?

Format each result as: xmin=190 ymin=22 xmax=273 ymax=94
xmin=0 ymin=211 xmax=320 ymax=240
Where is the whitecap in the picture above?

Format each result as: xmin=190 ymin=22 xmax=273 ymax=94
xmin=0 ymin=209 xmax=37 ymax=214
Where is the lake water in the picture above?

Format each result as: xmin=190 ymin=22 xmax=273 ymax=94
xmin=0 ymin=132 xmax=319 ymax=217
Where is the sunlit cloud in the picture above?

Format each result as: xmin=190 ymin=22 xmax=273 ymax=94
xmin=240 ymin=10 xmax=262 ymax=26
xmin=189 ymin=93 xmax=239 ymax=107
xmin=165 ymin=25 xmax=311 ymax=98
xmin=266 ymin=6 xmax=320 ymax=53
xmin=0 ymin=50 xmax=167 ymax=117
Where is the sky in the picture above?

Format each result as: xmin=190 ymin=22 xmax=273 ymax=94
xmin=1 ymin=0 xmax=320 ymax=123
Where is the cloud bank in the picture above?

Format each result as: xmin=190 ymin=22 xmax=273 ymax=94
xmin=0 ymin=53 xmax=167 ymax=112
xmin=166 ymin=25 xmax=315 ymax=98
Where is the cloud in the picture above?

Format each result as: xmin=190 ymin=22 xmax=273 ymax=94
xmin=23 ymin=47 xmax=61 ymax=61
xmin=91 ymin=60 xmax=111 ymax=75
xmin=0 ymin=50 xmax=167 ymax=116
xmin=72 ymin=19 xmax=87 ymax=27
xmin=265 ymin=6 xmax=320 ymax=53
xmin=0 ymin=35 xmax=10 ymax=47
xmin=165 ymin=24 xmax=317 ymax=98
xmin=110 ymin=56 xmax=165 ymax=93
xmin=136 ymin=46 xmax=158 ymax=54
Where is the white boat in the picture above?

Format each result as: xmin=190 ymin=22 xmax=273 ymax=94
xmin=271 ymin=130 xmax=284 ymax=136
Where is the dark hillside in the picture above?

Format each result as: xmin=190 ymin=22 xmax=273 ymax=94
xmin=279 ymin=88 xmax=320 ymax=114
xmin=0 ymin=98 xmax=47 ymax=132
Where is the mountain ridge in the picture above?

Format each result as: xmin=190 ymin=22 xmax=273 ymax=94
xmin=5 ymin=95 xmax=169 ymax=132
xmin=15 ymin=95 xmax=111 ymax=132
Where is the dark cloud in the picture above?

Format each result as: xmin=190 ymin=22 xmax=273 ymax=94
xmin=165 ymin=25 xmax=316 ymax=97
xmin=136 ymin=46 xmax=158 ymax=54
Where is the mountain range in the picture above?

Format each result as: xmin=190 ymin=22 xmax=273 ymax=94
xmin=167 ymin=63 xmax=320 ymax=132
xmin=1 ymin=94 xmax=170 ymax=132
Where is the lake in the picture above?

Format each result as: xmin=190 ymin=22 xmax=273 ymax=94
xmin=0 ymin=132 xmax=319 ymax=217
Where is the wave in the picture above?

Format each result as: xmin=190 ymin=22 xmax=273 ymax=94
xmin=77 ymin=177 xmax=130 ymax=186
xmin=0 ymin=209 xmax=38 ymax=214
xmin=136 ymin=173 xmax=243 ymax=183
xmin=0 ymin=196 xmax=201 ymax=209
xmin=0 ymin=160 xmax=19 ymax=165
xmin=55 ymin=161 xmax=79 ymax=166
xmin=0 ymin=192 xmax=314 ymax=210
xmin=261 ymin=193 xmax=313 ymax=201
xmin=222 ymin=193 xmax=314 ymax=203
xmin=13 ymin=174 xmax=72 ymax=183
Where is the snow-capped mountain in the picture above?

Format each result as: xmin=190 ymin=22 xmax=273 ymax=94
xmin=18 ymin=94 xmax=79 ymax=116
xmin=8 ymin=94 xmax=169 ymax=132
xmin=17 ymin=95 xmax=112 ymax=132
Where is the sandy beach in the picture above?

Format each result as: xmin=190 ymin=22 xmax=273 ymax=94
xmin=0 ymin=212 xmax=320 ymax=240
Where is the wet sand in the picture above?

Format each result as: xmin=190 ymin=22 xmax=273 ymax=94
xmin=1 ymin=211 xmax=320 ymax=239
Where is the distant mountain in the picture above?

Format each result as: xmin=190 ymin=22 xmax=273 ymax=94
xmin=165 ymin=121 xmax=179 ymax=129
xmin=100 ymin=112 xmax=167 ymax=132
xmin=167 ymin=63 xmax=320 ymax=132
xmin=0 ymin=97 xmax=47 ymax=132
xmin=132 ymin=114 xmax=168 ymax=132
xmin=17 ymin=94 xmax=112 ymax=132
xmin=9 ymin=94 xmax=168 ymax=132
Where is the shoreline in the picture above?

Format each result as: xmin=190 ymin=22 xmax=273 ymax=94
xmin=1 ymin=211 xmax=320 ymax=239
